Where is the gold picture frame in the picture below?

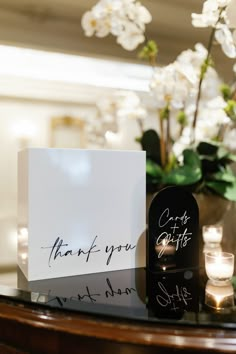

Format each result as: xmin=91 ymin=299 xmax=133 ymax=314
xmin=50 ymin=116 xmax=86 ymax=148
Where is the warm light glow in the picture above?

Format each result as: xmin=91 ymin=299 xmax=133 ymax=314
xmin=11 ymin=121 xmax=37 ymax=139
xmin=9 ymin=230 xmax=17 ymax=248
xmin=21 ymin=253 xmax=28 ymax=261
xmin=105 ymin=131 xmax=119 ymax=140
xmin=205 ymin=252 xmax=234 ymax=282
xmin=162 ymin=239 xmax=167 ymax=246
xmin=202 ymin=225 xmax=223 ymax=244
xmin=19 ymin=227 xmax=28 ymax=238
xmin=215 ymin=295 xmax=223 ymax=309
xmin=205 ymin=280 xmax=234 ymax=310
xmin=18 ymin=227 xmax=28 ymax=244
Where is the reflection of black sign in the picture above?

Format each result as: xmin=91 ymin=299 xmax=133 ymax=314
xmin=147 ymin=269 xmax=199 ymax=319
xmin=147 ymin=187 xmax=199 ymax=271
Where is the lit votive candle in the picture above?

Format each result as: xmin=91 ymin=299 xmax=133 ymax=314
xmin=205 ymin=252 xmax=234 ymax=283
xmin=202 ymin=225 xmax=223 ymax=244
xmin=205 ymin=280 xmax=234 ymax=310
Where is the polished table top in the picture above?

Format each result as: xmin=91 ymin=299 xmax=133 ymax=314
xmin=0 ymin=264 xmax=235 ymax=329
xmin=0 ymin=263 xmax=236 ymax=353
xmin=1 ymin=207 xmax=236 ymax=353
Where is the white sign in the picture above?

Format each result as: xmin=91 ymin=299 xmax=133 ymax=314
xmin=18 ymin=148 xmax=146 ymax=281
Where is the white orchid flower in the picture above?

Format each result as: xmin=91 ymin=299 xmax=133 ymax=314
xmin=150 ymin=63 xmax=194 ymax=110
xmin=81 ymin=0 xmax=151 ymax=50
xmin=192 ymin=0 xmax=232 ymax=28
xmin=81 ymin=11 xmax=98 ymax=37
xmin=192 ymin=0 xmax=221 ymax=28
xmin=206 ymin=96 xmax=227 ymax=109
xmin=191 ymin=12 xmax=219 ymax=27
xmin=215 ymin=25 xmax=236 ymax=57
xmin=117 ymin=22 xmax=145 ymax=50
xmin=81 ymin=10 xmax=111 ymax=38
xmin=216 ymin=0 xmax=232 ymax=7
xmin=126 ymin=2 xmax=152 ymax=26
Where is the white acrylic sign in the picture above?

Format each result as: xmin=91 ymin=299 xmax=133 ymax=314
xmin=18 ymin=148 xmax=146 ymax=281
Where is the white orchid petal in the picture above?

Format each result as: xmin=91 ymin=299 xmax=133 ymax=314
xmin=203 ymin=0 xmax=218 ymax=13
xmin=117 ymin=31 xmax=145 ymax=50
xmin=81 ymin=11 xmax=97 ymax=37
xmin=137 ymin=5 xmax=152 ymax=23
xmin=191 ymin=13 xmax=209 ymax=27
xmin=215 ymin=27 xmax=236 ymax=57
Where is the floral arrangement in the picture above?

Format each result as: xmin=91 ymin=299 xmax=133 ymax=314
xmin=81 ymin=0 xmax=236 ymax=201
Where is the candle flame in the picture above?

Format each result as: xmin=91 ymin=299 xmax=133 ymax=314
xmin=215 ymin=294 xmax=224 ymax=309
xmin=162 ymin=239 xmax=167 ymax=246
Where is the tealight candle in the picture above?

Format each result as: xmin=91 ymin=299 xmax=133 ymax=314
xmin=202 ymin=225 xmax=223 ymax=244
xmin=205 ymin=252 xmax=234 ymax=283
xmin=205 ymin=280 xmax=234 ymax=310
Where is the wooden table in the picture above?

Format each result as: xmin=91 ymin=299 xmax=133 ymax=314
xmin=0 ymin=281 xmax=236 ymax=354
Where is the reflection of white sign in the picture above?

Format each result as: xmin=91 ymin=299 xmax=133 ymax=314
xmin=22 ymin=268 xmax=145 ymax=308
xmin=18 ymin=148 xmax=146 ymax=280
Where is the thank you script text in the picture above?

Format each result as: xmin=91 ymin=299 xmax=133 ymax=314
xmin=41 ymin=236 xmax=136 ymax=267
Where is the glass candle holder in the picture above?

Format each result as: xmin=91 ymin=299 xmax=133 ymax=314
xmin=205 ymin=252 xmax=234 ymax=284
xmin=205 ymin=280 xmax=234 ymax=310
xmin=203 ymin=243 xmax=222 ymax=254
xmin=202 ymin=225 xmax=223 ymax=244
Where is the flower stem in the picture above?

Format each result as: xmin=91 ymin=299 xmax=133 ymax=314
xmin=192 ymin=9 xmax=224 ymax=143
xmin=159 ymin=110 xmax=166 ymax=167
xmin=137 ymin=118 xmax=144 ymax=135
xmin=192 ymin=27 xmax=216 ymax=141
xmin=165 ymin=106 xmax=171 ymax=165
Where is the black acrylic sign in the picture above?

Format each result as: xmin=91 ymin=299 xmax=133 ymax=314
xmin=147 ymin=186 xmax=199 ymax=272
xmin=147 ymin=269 xmax=199 ymax=320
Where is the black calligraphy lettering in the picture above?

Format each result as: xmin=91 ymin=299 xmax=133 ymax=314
xmin=105 ymin=243 xmax=136 ymax=265
xmin=105 ymin=278 xmax=136 ymax=297
xmin=41 ymin=236 xmax=101 ymax=267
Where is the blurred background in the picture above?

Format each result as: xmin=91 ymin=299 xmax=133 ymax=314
xmin=0 ymin=0 xmax=235 ymax=276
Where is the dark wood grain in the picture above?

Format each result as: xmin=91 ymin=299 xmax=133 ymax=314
xmin=0 ymin=297 xmax=235 ymax=353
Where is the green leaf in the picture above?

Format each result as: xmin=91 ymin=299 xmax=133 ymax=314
xmin=146 ymin=159 xmax=163 ymax=179
xmin=141 ymin=129 xmax=161 ymax=165
xmin=231 ymin=276 xmax=236 ymax=290
xmin=206 ymin=180 xmax=236 ymax=201
xmin=224 ymin=152 xmax=236 ymax=162
xmin=217 ymin=146 xmax=230 ymax=160
xmin=163 ymin=165 xmax=202 ymax=186
xmin=211 ymin=169 xmax=236 ymax=183
xmin=163 ymin=148 xmax=202 ymax=186
xmin=183 ymin=149 xmax=201 ymax=168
